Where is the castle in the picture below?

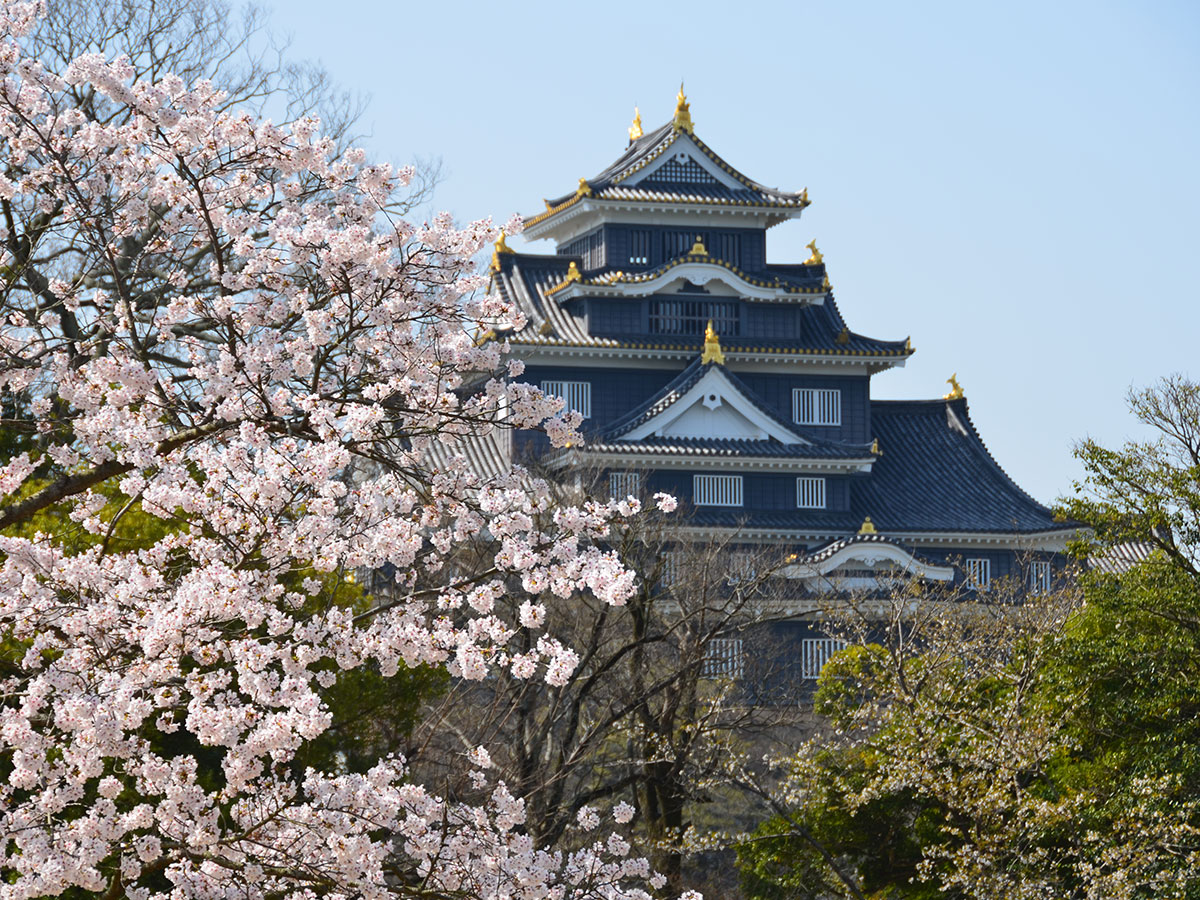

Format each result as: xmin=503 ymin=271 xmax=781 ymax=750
xmin=483 ymin=90 xmax=1075 ymax=667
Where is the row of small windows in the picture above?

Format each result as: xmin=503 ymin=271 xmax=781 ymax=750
xmin=692 ymin=474 xmax=828 ymax=509
xmin=967 ymin=558 xmax=1053 ymax=592
xmin=701 ymin=637 xmax=846 ymax=681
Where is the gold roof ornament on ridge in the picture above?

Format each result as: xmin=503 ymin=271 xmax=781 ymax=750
xmin=804 ymin=240 xmax=824 ymax=265
xmin=565 ymin=261 xmax=582 ymax=283
xmin=490 ymin=229 xmax=515 ymax=271
xmin=628 ymin=106 xmax=643 ymax=142
xmin=700 ymin=319 xmax=725 ymax=365
xmin=858 ymin=516 xmax=878 ymax=535
xmin=836 ymin=325 xmax=850 ymax=345
xmin=673 ymin=83 xmax=693 ymax=134
xmin=689 ymin=235 xmax=707 ymax=255
xmin=576 ymin=178 xmax=593 ymax=198
xmin=943 ymin=373 xmax=965 ymax=400
xmin=871 ymin=437 xmax=882 ymax=455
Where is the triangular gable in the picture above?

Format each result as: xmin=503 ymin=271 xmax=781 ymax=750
xmin=784 ymin=536 xmax=955 ymax=589
xmin=621 ymin=365 xmax=808 ymax=444
xmin=620 ymin=133 xmax=744 ymax=191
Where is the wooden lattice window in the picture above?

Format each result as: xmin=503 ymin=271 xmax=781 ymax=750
xmin=541 ymin=380 xmax=591 ymax=419
xmin=966 ymin=558 xmax=991 ymax=590
xmin=609 ymin=471 xmax=640 ymax=500
xmin=796 ymin=477 xmax=827 ymax=509
xmin=801 ymin=638 xmax=847 ymax=680
xmin=1029 ymin=560 xmax=1051 ymax=593
xmin=793 ymin=388 xmax=841 ymax=426
xmin=694 ymin=474 xmax=742 ymax=507
xmin=649 ymin=298 xmax=739 ymax=336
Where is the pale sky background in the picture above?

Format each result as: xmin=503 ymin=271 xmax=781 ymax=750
xmin=278 ymin=0 xmax=1199 ymax=505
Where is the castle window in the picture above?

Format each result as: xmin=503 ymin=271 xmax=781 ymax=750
xmin=1029 ymin=560 xmax=1051 ymax=593
xmin=793 ymin=388 xmax=841 ymax=426
xmin=714 ymin=233 xmax=742 ymax=266
xmin=541 ymin=380 xmax=591 ymax=419
xmin=663 ymin=230 xmax=704 ymax=261
xmin=609 ymin=471 xmax=639 ymax=500
xmin=966 ymin=558 xmax=991 ymax=590
xmin=702 ymin=637 xmax=744 ymax=679
xmin=796 ymin=477 xmax=827 ymax=509
xmin=801 ymin=638 xmax=846 ymax=680
xmin=559 ymin=231 xmax=605 ymax=270
xmin=659 ymin=551 xmax=682 ymax=588
xmin=694 ymin=474 xmax=742 ymax=507
xmin=649 ymin=298 xmax=740 ymax=336
xmin=629 ymin=229 xmax=651 ymax=265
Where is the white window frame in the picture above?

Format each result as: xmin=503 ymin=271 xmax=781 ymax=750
xmin=659 ymin=551 xmax=682 ymax=588
xmin=800 ymin=638 xmax=846 ymax=680
xmin=1029 ymin=560 xmax=1051 ymax=593
xmin=702 ymin=637 xmax=744 ymax=679
xmin=966 ymin=558 xmax=991 ymax=590
xmin=609 ymin=471 xmax=639 ymax=500
xmin=793 ymin=388 xmax=841 ymax=426
xmin=694 ymin=474 xmax=743 ymax=507
xmin=796 ymin=476 xmax=827 ymax=509
xmin=541 ymin=380 xmax=591 ymax=419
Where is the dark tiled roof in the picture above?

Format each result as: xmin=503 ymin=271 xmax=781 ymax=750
xmin=853 ymin=399 xmax=1075 ymax=534
xmin=528 ymin=122 xmax=808 ymax=227
xmin=421 ymin=427 xmax=514 ymax=482
xmin=490 ymin=252 xmax=910 ymax=358
xmin=584 ymin=437 xmax=870 ymax=460
xmin=802 ymin=532 xmax=941 ymax=566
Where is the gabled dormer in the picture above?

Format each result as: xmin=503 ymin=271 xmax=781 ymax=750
xmin=523 ymin=88 xmax=810 ymax=247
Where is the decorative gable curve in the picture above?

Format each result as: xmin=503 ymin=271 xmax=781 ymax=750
xmin=550 ymin=260 xmax=827 ymax=304
xmin=621 ymin=366 xmax=808 ymax=444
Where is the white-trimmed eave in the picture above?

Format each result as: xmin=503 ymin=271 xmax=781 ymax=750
xmin=620 ymin=365 xmax=807 ymax=443
xmin=547 ymin=260 xmax=824 ymax=305
xmin=508 ymin=342 xmax=910 ymax=374
xmin=545 ymin=448 xmax=876 ymax=474
xmin=522 ymin=198 xmax=802 ymax=242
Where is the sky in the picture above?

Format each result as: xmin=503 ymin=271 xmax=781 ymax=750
xmin=279 ymin=0 xmax=1199 ymax=505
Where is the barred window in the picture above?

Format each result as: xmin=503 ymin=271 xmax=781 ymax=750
xmin=609 ymin=471 xmax=639 ymax=500
xmin=714 ymin=232 xmax=742 ymax=267
xmin=694 ymin=474 xmax=742 ymax=507
xmin=629 ymin=229 xmax=651 ymax=265
xmin=1029 ymin=560 xmax=1051 ymax=593
xmin=801 ymin=638 xmax=847 ymax=680
xmin=662 ymin=230 xmax=705 ymax=260
xmin=559 ymin=231 xmax=605 ymax=270
xmin=727 ymin=551 xmax=757 ymax=584
xmin=702 ymin=638 xmax=744 ymax=679
xmin=966 ymin=558 xmax=991 ymax=590
xmin=541 ymin=380 xmax=591 ymax=419
xmin=649 ymin=298 xmax=739 ymax=336
xmin=658 ymin=551 xmax=682 ymax=588
xmin=793 ymin=388 xmax=841 ymax=426
xmin=796 ymin=477 xmax=827 ymax=509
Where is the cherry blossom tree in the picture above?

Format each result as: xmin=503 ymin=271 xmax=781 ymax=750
xmin=0 ymin=2 xmax=666 ymax=898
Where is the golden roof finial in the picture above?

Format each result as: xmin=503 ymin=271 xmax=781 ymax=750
xmin=673 ymin=82 xmax=693 ymax=134
xmin=700 ymin=319 xmax=725 ymax=365
xmin=576 ymin=178 xmax=593 ymax=198
xmin=905 ymin=337 xmax=913 ymax=352
xmin=800 ymin=187 xmax=810 ymax=205
xmin=565 ymin=260 xmax=582 ymax=284
xmin=689 ymin=234 xmax=707 ymax=255
xmin=628 ymin=106 xmax=643 ymax=142
xmin=490 ymin=229 xmax=515 ymax=271
xmin=858 ymin=516 xmax=878 ymax=535
xmin=836 ymin=325 xmax=850 ymax=345
xmin=943 ymin=373 xmax=964 ymax=400
xmin=822 ymin=273 xmax=832 ymax=291
xmin=871 ymin=437 xmax=882 ymax=456
xmin=804 ymin=239 xmax=824 ymax=265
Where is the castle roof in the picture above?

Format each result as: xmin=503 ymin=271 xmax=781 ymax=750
xmin=490 ymin=252 xmax=911 ymax=361
xmin=525 ymin=119 xmax=809 ymax=237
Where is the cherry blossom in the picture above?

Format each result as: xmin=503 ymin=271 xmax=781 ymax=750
xmin=0 ymin=3 xmax=664 ymax=898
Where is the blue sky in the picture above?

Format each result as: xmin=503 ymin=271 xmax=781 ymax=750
xmin=280 ymin=0 xmax=1199 ymax=504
